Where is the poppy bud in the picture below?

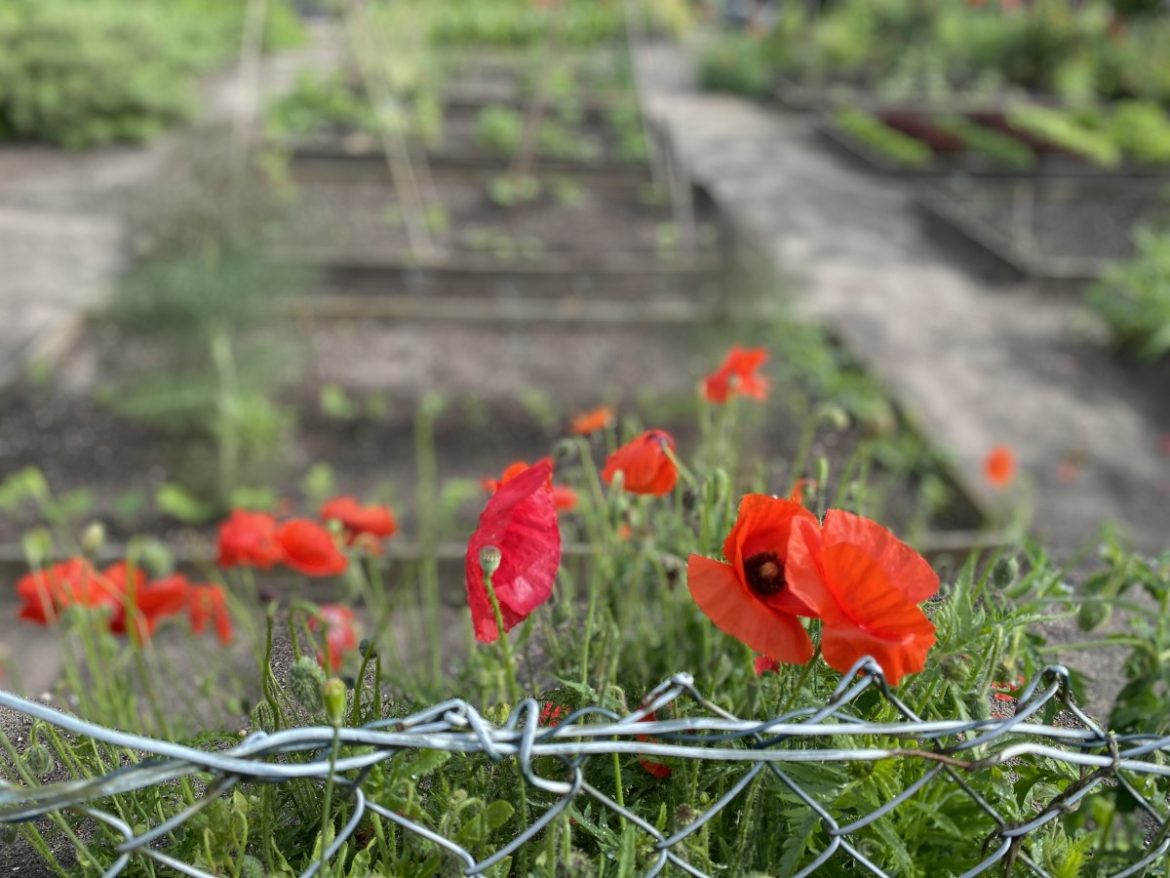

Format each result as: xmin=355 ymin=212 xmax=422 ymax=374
xmin=562 ymin=849 xmax=591 ymax=878
xmin=359 ymin=638 xmax=377 ymax=659
xmin=479 ymin=545 xmax=502 ymax=576
xmin=0 ymin=825 xmax=16 ymax=846
xmin=136 ymin=538 xmax=174 ymax=577
xmin=818 ymin=404 xmax=850 ymax=431
xmin=815 ymin=456 xmax=830 ymax=489
xmin=80 ymin=522 xmax=106 ymax=557
xmin=289 ymin=656 xmax=326 ymax=710
xmin=990 ymin=557 xmax=1019 ymax=590
xmin=552 ymin=438 xmax=577 ymax=464
xmin=1077 ymin=601 xmax=1110 ymax=632
xmin=22 ymin=743 xmax=53 ymax=778
xmin=250 ymin=701 xmax=276 ymax=733
xmin=939 ymin=654 xmax=969 ymax=684
xmin=239 ymin=855 xmax=265 ymax=878
xmin=322 ymin=677 xmax=347 ymax=726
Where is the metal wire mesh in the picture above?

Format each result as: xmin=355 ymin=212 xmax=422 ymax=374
xmin=2 ymin=659 xmax=1169 ymax=878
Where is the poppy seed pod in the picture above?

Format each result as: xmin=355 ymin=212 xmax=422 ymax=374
xmin=479 ymin=545 xmax=502 ymax=576
xmin=990 ymin=557 xmax=1020 ymax=590
xmin=81 ymin=521 xmax=106 ymax=556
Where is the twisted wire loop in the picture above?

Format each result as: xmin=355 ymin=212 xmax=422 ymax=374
xmin=1 ymin=660 xmax=1169 ymax=877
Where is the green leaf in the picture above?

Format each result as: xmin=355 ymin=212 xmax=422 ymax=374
xmin=155 ymin=483 xmax=217 ymax=525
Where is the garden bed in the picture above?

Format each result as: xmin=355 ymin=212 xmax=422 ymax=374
xmin=918 ymin=178 xmax=1170 ymax=283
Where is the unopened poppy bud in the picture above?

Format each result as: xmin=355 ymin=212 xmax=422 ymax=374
xmin=250 ymin=701 xmax=276 ymax=733
xmin=990 ymin=557 xmax=1019 ymax=590
xmin=552 ymin=438 xmax=577 ymax=464
xmin=1078 ymin=601 xmax=1110 ymax=632
xmin=562 ymin=849 xmax=591 ymax=878
xmin=289 ymin=656 xmax=326 ymax=710
xmin=815 ymin=456 xmax=830 ymax=488
xmin=0 ymin=825 xmax=16 ymax=846
xmin=239 ymin=855 xmax=265 ymax=878
xmin=22 ymin=743 xmax=53 ymax=778
xmin=322 ymin=677 xmax=347 ymax=726
xmin=359 ymin=638 xmax=377 ymax=659
xmin=80 ymin=521 xmax=106 ymax=556
xmin=939 ymin=655 xmax=968 ymax=684
xmin=479 ymin=545 xmax=502 ymax=576
xmin=818 ymin=404 xmax=850 ymax=431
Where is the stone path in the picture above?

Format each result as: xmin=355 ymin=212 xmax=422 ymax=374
xmin=636 ymin=44 xmax=1170 ymax=558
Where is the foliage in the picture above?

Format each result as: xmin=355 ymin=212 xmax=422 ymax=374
xmin=1106 ymin=100 xmax=1170 ymax=165
xmin=935 ymin=115 xmax=1036 ymax=169
xmin=1005 ymin=103 xmax=1121 ymax=167
xmin=1086 ymin=225 xmax=1170 ymax=360
xmin=698 ymin=34 xmax=773 ymax=98
xmin=474 ymin=104 xmax=524 ymax=155
xmin=266 ymin=72 xmax=379 ymax=138
xmin=0 ymin=0 xmax=302 ymax=148
xmin=833 ymin=107 xmax=933 ymax=168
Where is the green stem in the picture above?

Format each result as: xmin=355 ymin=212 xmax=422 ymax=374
xmin=483 ymin=567 xmax=520 ymax=704
xmin=318 ymin=724 xmax=341 ymax=878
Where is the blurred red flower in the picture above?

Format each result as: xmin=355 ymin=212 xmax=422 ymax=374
xmin=483 ymin=460 xmax=578 ymax=511
xmin=786 ymin=510 xmax=939 ymax=686
xmin=217 ymin=510 xmax=284 ymax=569
xmin=320 ymin=496 xmax=398 ymax=543
xmin=571 ymin=406 xmax=615 ymax=435
xmin=687 ymin=494 xmax=819 ymax=665
xmin=465 ymin=459 xmax=561 ymax=643
xmin=601 ymin=430 xmax=677 ymax=495
xmin=983 ymin=445 xmax=1016 ymax=488
xmin=311 ymin=604 xmax=359 ymax=671
xmin=16 ymin=558 xmax=116 ymax=625
xmin=701 ymin=347 xmax=769 ymax=404
xmin=188 ymin=584 xmax=233 ymax=645
xmin=753 ymin=655 xmax=781 ymax=676
xmin=277 ymin=519 xmax=348 ymax=577
xmin=636 ymin=710 xmax=671 ymax=779
xmin=108 ymin=571 xmax=190 ymax=641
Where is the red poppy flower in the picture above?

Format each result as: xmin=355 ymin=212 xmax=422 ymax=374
xmin=277 ymin=519 xmax=349 ymax=577
xmin=483 ymin=461 xmax=578 ymax=511
xmin=601 ymin=430 xmax=678 ymax=495
xmin=465 ymin=459 xmax=561 ymax=643
xmin=310 ymin=604 xmax=359 ymax=671
xmin=983 ymin=445 xmax=1016 ymax=488
xmin=785 ymin=510 xmax=939 ymax=686
xmin=217 ymin=510 xmax=284 ymax=569
xmin=636 ymin=711 xmax=671 ymax=779
xmin=687 ymin=494 xmax=819 ymax=665
xmin=188 ymin=584 xmax=233 ymax=645
xmin=109 ymin=572 xmax=190 ymax=641
xmin=540 ymin=701 xmax=567 ymax=724
xmin=320 ymin=496 xmax=397 ymax=542
xmin=753 ymin=655 xmax=780 ymax=676
xmin=701 ymin=347 xmax=769 ymax=404
xmin=571 ymin=406 xmax=615 ymax=436
xmin=16 ymin=558 xmax=117 ymax=625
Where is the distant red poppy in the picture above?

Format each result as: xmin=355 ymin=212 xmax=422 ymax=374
xmin=701 ymin=347 xmax=769 ymax=404
xmin=571 ymin=406 xmax=615 ymax=436
xmin=311 ymin=604 xmax=359 ymax=671
xmin=636 ymin=710 xmax=671 ymax=779
xmin=601 ymin=430 xmax=678 ymax=495
xmin=217 ymin=510 xmax=284 ymax=569
xmin=483 ymin=460 xmax=578 ymax=511
xmin=320 ymin=496 xmax=398 ymax=543
xmin=983 ymin=445 xmax=1016 ymax=488
xmin=16 ymin=558 xmax=115 ymax=625
xmin=687 ymin=494 xmax=819 ymax=665
xmin=465 ymin=459 xmax=561 ymax=643
xmin=188 ymin=584 xmax=233 ymax=645
xmin=753 ymin=655 xmax=781 ymax=676
xmin=276 ymin=519 xmax=348 ymax=577
xmin=786 ymin=510 xmax=939 ymax=686
xmin=108 ymin=572 xmax=190 ymax=641
xmin=540 ymin=701 xmax=567 ymax=725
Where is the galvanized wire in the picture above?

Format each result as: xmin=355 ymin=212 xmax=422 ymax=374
xmin=1 ymin=658 xmax=1169 ymax=877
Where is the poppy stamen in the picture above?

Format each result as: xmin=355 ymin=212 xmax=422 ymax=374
xmin=745 ymin=552 xmax=786 ymax=597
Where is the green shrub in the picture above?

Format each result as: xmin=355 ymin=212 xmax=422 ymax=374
xmin=698 ymin=34 xmax=773 ymax=98
xmin=1108 ymin=100 xmax=1170 ymax=164
xmin=266 ymin=72 xmax=379 ymax=137
xmin=833 ymin=107 xmax=933 ymax=168
xmin=474 ymin=105 xmax=524 ymax=156
xmin=1005 ymin=103 xmax=1121 ymax=168
xmin=1087 ymin=225 xmax=1170 ymax=360
xmin=936 ymin=115 xmax=1036 ymax=169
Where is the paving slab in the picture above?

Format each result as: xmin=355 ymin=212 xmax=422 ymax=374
xmin=636 ymin=44 xmax=1170 ymax=558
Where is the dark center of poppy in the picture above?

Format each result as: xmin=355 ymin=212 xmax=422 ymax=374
xmin=744 ymin=552 xmax=786 ymax=597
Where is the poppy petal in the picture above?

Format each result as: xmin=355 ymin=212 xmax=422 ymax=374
xmin=726 ymin=494 xmax=819 ymax=617
xmin=821 ymin=510 xmax=939 ymax=604
xmin=686 ymin=555 xmax=813 ymax=664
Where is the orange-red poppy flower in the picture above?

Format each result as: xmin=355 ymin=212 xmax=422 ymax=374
xmin=465 ymin=459 xmax=561 ymax=643
xmin=687 ymin=494 xmax=819 ymax=665
xmin=701 ymin=347 xmax=769 ymax=404
xmin=188 ymin=584 xmax=233 ymax=645
xmin=16 ymin=558 xmax=116 ymax=625
xmin=483 ymin=460 xmax=578 ymax=511
xmin=217 ymin=510 xmax=284 ymax=569
xmin=983 ymin=445 xmax=1016 ymax=488
xmin=276 ymin=519 xmax=348 ymax=577
xmin=635 ymin=710 xmax=671 ymax=779
xmin=320 ymin=496 xmax=397 ymax=542
xmin=786 ymin=510 xmax=939 ymax=686
xmin=601 ymin=430 xmax=677 ymax=495
xmin=311 ymin=604 xmax=359 ymax=671
xmin=571 ymin=406 xmax=615 ymax=436
xmin=753 ymin=655 xmax=781 ymax=676
xmin=108 ymin=571 xmax=190 ymax=641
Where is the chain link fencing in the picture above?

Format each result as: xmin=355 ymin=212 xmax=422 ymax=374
xmin=2 ymin=659 xmax=1169 ymax=878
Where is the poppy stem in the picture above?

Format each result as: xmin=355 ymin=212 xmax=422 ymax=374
xmin=483 ymin=567 xmax=521 ymax=704
xmin=662 ymin=446 xmax=699 ymax=490
xmin=780 ymin=645 xmax=820 ymax=715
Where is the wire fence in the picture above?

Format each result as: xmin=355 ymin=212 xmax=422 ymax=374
xmin=2 ymin=659 xmax=1169 ymax=878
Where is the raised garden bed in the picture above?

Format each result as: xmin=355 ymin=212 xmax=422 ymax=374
xmin=918 ymin=177 xmax=1170 ymax=284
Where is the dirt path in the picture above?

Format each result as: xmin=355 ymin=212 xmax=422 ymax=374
xmin=635 ymin=44 xmax=1169 ymax=560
